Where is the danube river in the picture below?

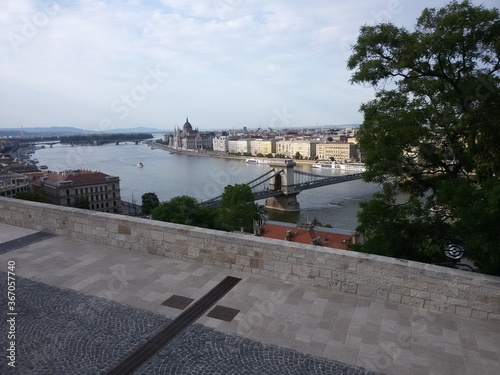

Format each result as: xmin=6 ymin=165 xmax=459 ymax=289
xmin=32 ymin=142 xmax=380 ymax=231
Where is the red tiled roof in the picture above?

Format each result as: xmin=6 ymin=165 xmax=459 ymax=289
xmin=28 ymin=170 xmax=116 ymax=186
xmin=259 ymin=223 xmax=352 ymax=250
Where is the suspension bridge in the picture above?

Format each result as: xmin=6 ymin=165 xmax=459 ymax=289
xmin=201 ymin=159 xmax=364 ymax=212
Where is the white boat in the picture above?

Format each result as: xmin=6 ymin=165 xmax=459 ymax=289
xmin=312 ymin=162 xmax=333 ymax=168
xmin=312 ymin=162 xmax=366 ymax=172
xmin=137 ymin=162 xmax=143 ymax=168
xmin=245 ymin=158 xmax=270 ymax=165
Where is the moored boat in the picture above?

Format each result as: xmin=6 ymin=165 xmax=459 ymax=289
xmin=245 ymin=158 xmax=270 ymax=165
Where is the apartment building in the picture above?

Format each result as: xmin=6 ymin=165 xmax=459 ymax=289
xmin=316 ymin=142 xmax=358 ymax=161
xmin=276 ymin=140 xmax=317 ymax=158
xmin=30 ymin=169 xmax=122 ymax=213
xmin=0 ymin=173 xmax=29 ymax=197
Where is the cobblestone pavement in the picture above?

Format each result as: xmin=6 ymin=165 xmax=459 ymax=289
xmin=0 ymin=274 xmax=381 ymax=375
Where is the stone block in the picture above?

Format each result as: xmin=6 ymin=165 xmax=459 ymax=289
xmin=319 ymin=269 xmax=332 ymax=279
xmin=250 ymin=258 xmax=264 ymax=269
xmin=429 ymin=293 xmax=447 ymax=303
xmin=439 ymin=303 xmax=456 ymax=314
xmin=424 ymin=300 xmax=441 ymax=312
xmin=455 ymin=306 xmax=472 ymax=318
xmin=470 ymin=309 xmax=488 ymax=320
xmin=404 ymin=277 xmax=429 ymax=291
xmin=274 ymin=262 xmax=292 ymax=274
xmin=235 ymin=255 xmax=250 ymax=267
xmin=388 ymin=292 xmax=401 ymax=303
xmin=357 ymin=284 xmax=376 ymax=298
xmin=401 ymin=295 xmax=424 ymax=308
xmin=447 ymin=296 xmax=469 ymax=307
xmin=487 ymin=313 xmax=500 ymax=321
xmin=410 ymin=290 xmax=430 ymax=300
xmin=340 ymin=281 xmax=358 ymax=294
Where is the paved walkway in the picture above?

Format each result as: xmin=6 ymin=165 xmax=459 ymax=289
xmin=0 ymin=223 xmax=499 ymax=374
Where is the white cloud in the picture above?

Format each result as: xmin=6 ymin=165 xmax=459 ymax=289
xmin=1 ymin=0 xmax=498 ymax=130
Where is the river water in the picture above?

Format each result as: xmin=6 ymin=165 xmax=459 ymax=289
xmin=32 ymin=142 xmax=380 ymax=231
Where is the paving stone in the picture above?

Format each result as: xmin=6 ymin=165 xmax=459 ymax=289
xmin=0 ymin=274 xmax=382 ymax=375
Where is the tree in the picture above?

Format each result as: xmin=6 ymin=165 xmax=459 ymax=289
xmin=151 ymin=195 xmax=217 ymax=229
xmin=141 ymin=192 xmax=160 ymax=215
xmin=217 ymin=184 xmax=263 ymax=232
xmin=14 ymin=191 xmax=47 ymax=203
xmin=347 ymin=1 xmax=500 ymax=275
xmin=73 ymin=196 xmax=90 ymax=209
xmin=294 ymin=151 xmax=303 ymax=160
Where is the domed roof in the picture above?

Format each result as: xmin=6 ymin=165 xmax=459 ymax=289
xmin=182 ymin=117 xmax=193 ymax=133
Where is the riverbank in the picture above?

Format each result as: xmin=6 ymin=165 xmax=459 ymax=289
xmin=152 ymin=143 xmax=318 ymax=165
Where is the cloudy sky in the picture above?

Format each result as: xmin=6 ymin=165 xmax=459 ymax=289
xmin=0 ymin=0 xmax=497 ymax=131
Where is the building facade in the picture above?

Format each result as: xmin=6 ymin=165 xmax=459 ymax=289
xmin=250 ymin=139 xmax=277 ymax=155
xmin=30 ymin=170 xmax=122 ymax=213
xmin=168 ymin=118 xmax=214 ymax=150
xmin=316 ymin=142 xmax=358 ymax=161
xmin=276 ymin=140 xmax=316 ymax=159
xmin=0 ymin=173 xmax=29 ymax=197
xmin=212 ymin=135 xmax=229 ymax=153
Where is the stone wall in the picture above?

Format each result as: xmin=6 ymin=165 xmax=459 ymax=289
xmin=1 ymin=196 xmax=499 ymax=321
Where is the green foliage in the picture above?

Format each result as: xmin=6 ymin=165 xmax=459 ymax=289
xmin=73 ymin=196 xmax=90 ymax=209
xmin=141 ymin=192 xmax=160 ymax=215
xmin=14 ymin=191 xmax=48 ymax=203
xmin=348 ymin=1 xmax=500 ymax=275
xmin=217 ymin=184 xmax=263 ymax=232
xmin=60 ymin=133 xmax=153 ymax=144
xmin=294 ymin=152 xmax=303 ymax=160
xmin=151 ymin=195 xmax=218 ymax=229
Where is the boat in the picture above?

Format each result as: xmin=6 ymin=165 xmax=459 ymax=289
xmin=245 ymin=158 xmax=270 ymax=165
xmin=312 ymin=162 xmax=333 ymax=169
xmin=39 ymin=165 xmax=48 ymax=170
xmin=312 ymin=161 xmax=366 ymax=172
xmin=137 ymin=162 xmax=143 ymax=168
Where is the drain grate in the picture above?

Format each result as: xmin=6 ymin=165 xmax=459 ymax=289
xmin=207 ymin=305 xmax=240 ymax=322
xmin=106 ymin=276 xmax=241 ymax=375
xmin=161 ymin=295 xmax=194 ymax=310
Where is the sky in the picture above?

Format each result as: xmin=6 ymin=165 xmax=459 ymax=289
xmin=0 ymin=0 xmax=497 ymax=131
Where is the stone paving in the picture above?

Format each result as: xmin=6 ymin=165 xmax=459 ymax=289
xmin=0 ymin=223 xmax=499 ymax=374
xmin=0 ymin=274 xmax=380 ymax=375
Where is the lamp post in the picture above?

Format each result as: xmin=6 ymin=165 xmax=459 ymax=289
xmin=447 ymin=158 xmax=460 ymax=176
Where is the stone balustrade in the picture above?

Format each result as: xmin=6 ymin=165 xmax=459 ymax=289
xmin=1 ymin=196 xmax=499 ymax=321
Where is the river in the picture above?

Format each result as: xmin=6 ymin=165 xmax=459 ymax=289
xmin=32 ymin=142 xmax=380 ymax=231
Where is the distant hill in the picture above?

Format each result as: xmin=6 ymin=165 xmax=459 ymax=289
xmin=0 ymin=127 xmax=90 ymax=136
xmin=96 ymin=127 xmax=166 ymax=134
xmin=0 ymin=126 xmax=165 ymax=136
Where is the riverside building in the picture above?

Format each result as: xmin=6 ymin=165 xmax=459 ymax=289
xmin=30 ymin=169 xmax=122 ymax=213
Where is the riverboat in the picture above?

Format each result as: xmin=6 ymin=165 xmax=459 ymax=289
xmin=245 ymin=158 xmax=270 ymax=165
xmin=312 ymin=162 xmax=366 ymax=172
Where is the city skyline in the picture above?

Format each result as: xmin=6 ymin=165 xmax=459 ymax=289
xmin=1 ymin=0 xmax=497 ymax=131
